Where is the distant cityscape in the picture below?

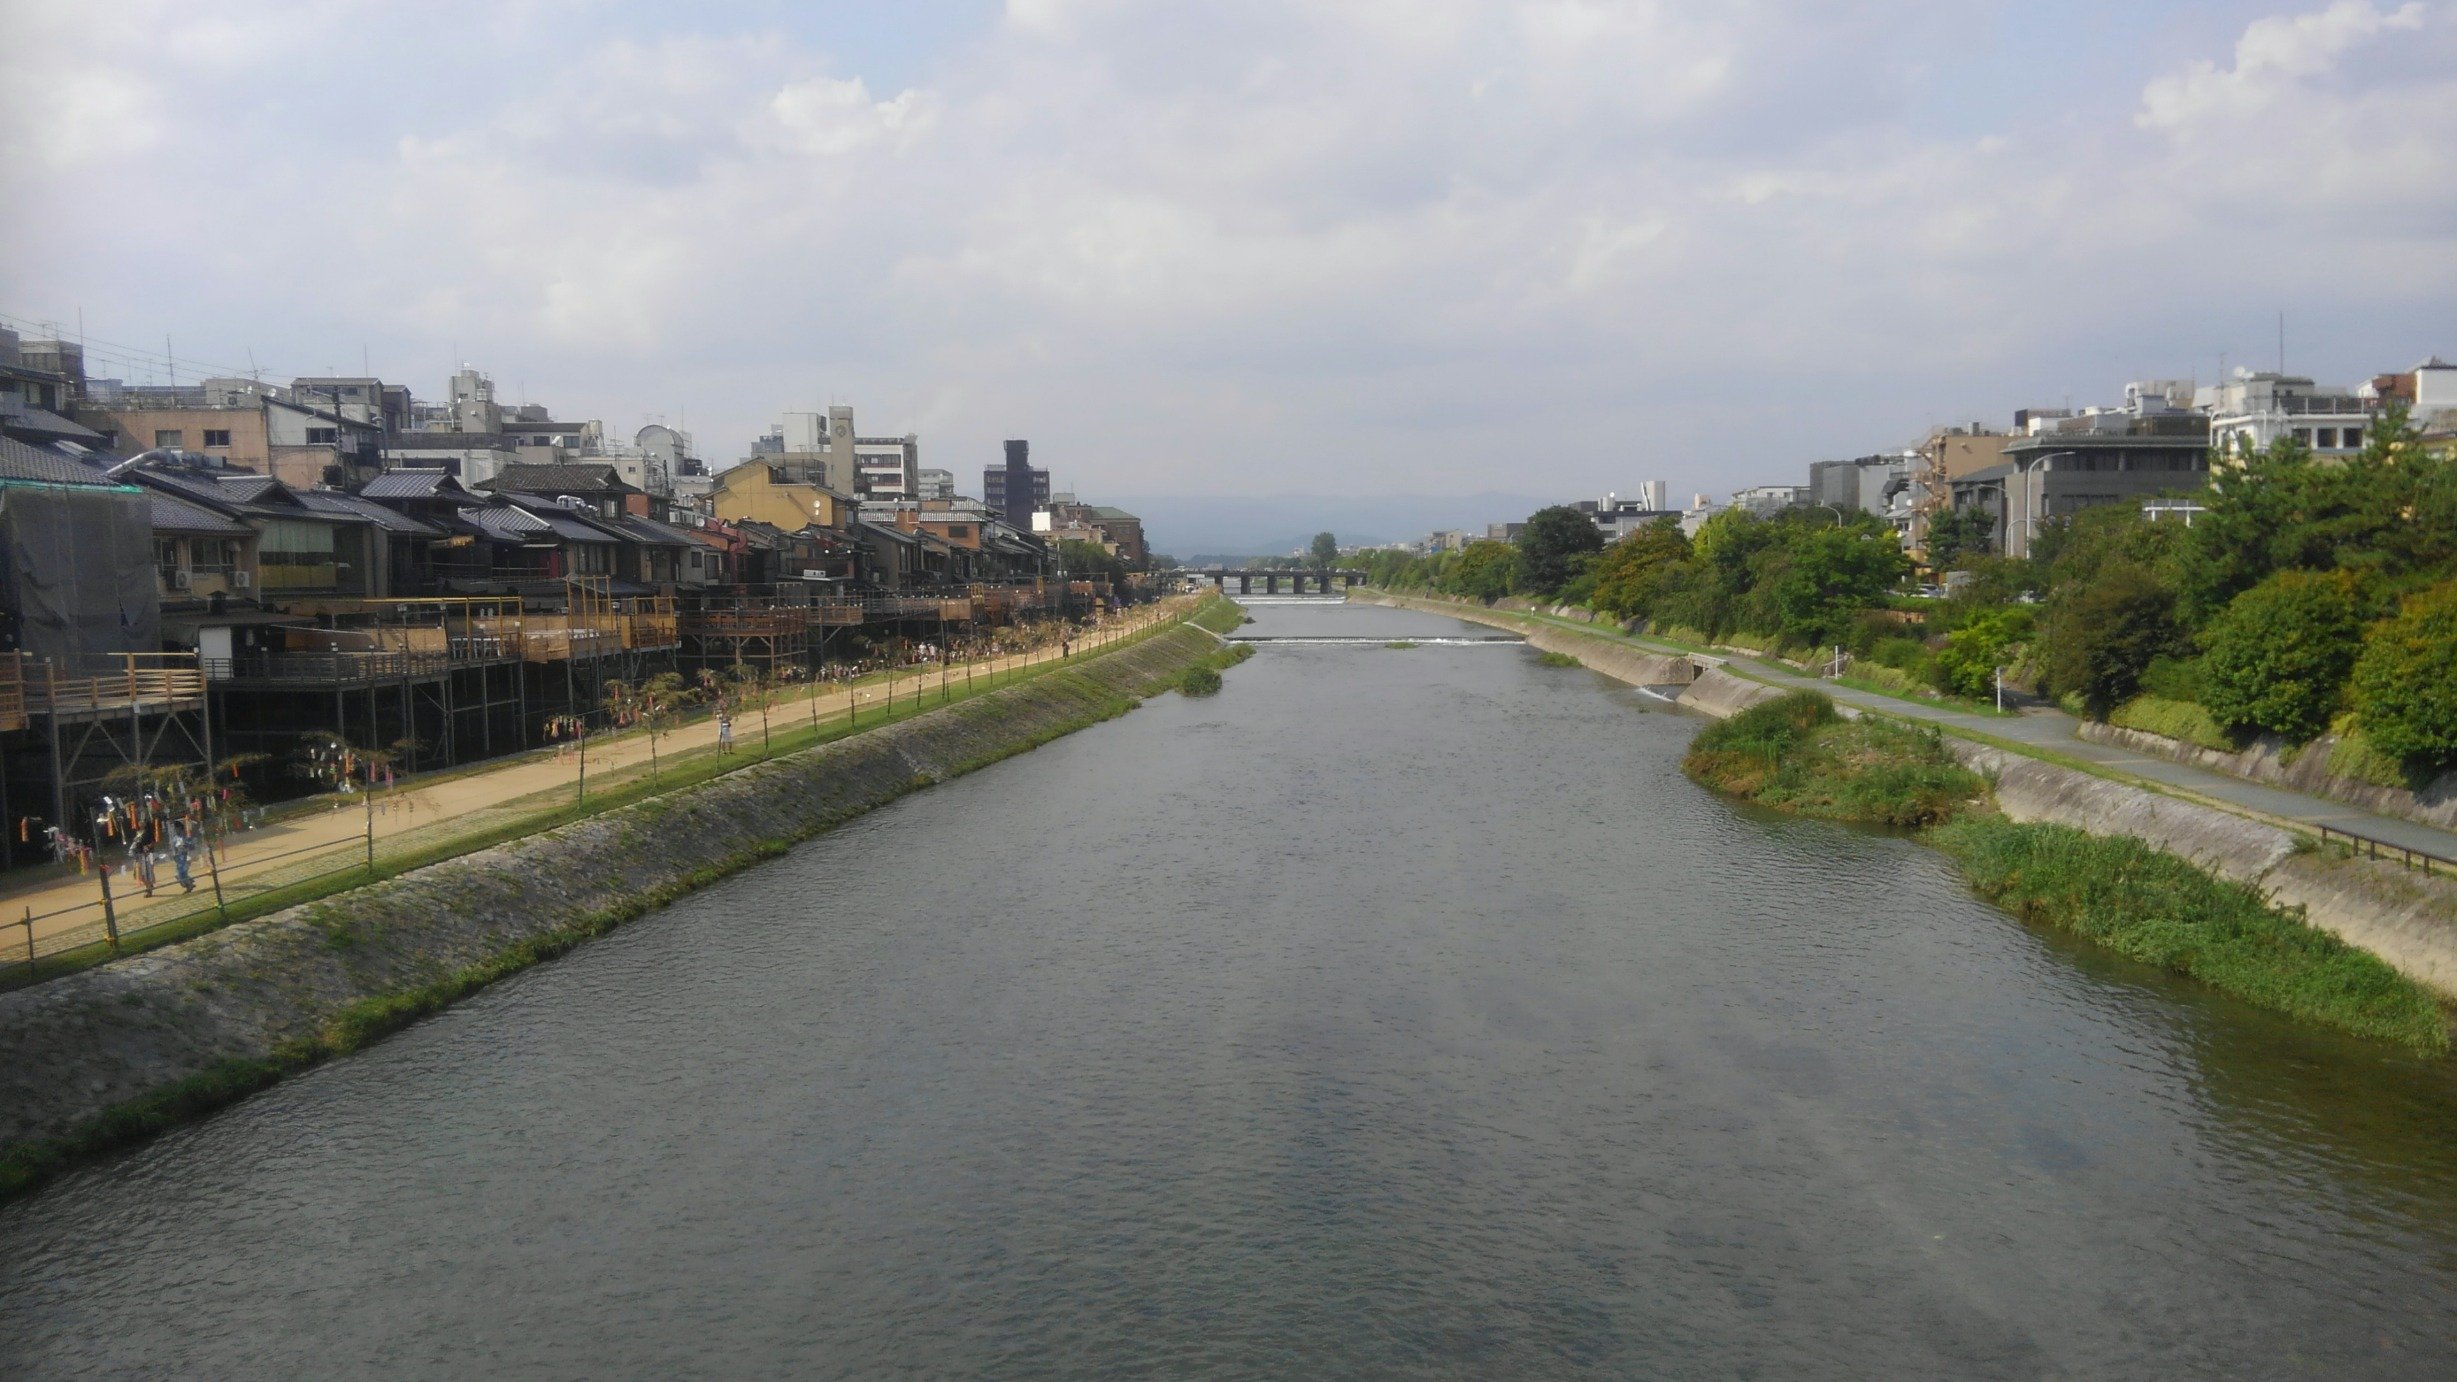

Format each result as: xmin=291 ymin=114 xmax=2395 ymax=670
xmin=1363 ymin=358 xmax=2457 ymax=565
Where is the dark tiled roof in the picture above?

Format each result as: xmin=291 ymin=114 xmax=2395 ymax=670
xmin=361 ymin=468 xmax=469 ymax=499
xmin=613 ymin=515 xmax=697 ymax=546
xmin=0 ymin=402 xmax=107 ymax=445
xmin=481 ymin=463 xmax=638 ymax=495
xmin=295 ymin=489 xmax=443 ymax=536
xmin=457 ymin=505 xmax=553 ymax=543
xmin=148 ymin=490 xmax=254 ymax=535
xmin=0 ymin=433 xmax=119 ymax=486
xmin=216 ymin=473 xmax=283 ymax=503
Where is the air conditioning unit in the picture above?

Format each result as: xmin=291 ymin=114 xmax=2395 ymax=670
xmin=233 ymin=570 xmax=253 ymax=589
xmin=170 ymin=569 xmax=193 ymax=591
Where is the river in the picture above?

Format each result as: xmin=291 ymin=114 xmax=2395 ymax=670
xmin=4 ymin=598 xmax=2456 ymax=1377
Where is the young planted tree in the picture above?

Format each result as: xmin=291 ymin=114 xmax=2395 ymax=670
xmin=730 ymin=660 xmax=774 ymax=755
xmin=605 ymin=672 xmax=694 ymax=784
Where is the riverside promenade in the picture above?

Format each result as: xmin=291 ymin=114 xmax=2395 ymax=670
xmin=1376 ymin=592 xmax=2457 ymax=867
xmin=0 ymin=601 xmax=1190 ymax=970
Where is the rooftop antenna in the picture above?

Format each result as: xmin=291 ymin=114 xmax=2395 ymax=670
xmin=362 ymin=343 xmax=371 ymax=377
xmin=165 ymin=335 xmax=175 ymax=388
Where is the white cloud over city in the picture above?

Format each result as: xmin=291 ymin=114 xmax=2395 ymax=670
xmin=2 ymin=0 xmax=2452 ymax=515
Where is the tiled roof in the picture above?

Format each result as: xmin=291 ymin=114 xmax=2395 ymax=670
xmin=0 ymin=402 xmax=107 ymax=445
xmin=294 ymin=489 xmax=443 ymax=536
xmin=0 ymin=434 xmax=119 ymax=486
xmin=613 ymin=515 xmax=698 ymax=546
xmin=360 ymin=468 xmax=468 ymax=499
xmin=481 ymin=463 xmax=638 ymax=494
xmin=457 ymin=504 xmax=553 ymax=543
xmin=147 ymin=490 xmax=253 ymax=536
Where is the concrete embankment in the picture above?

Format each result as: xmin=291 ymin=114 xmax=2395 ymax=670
xmin=0 ymin=624 xmax=1221 ymax=1176
xmin=1364 ymin=590 xmax=2457 ymax=1005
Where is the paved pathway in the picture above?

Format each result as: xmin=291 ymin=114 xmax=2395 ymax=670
xmin=1422 ymin=596 xmax=2457 ymax=865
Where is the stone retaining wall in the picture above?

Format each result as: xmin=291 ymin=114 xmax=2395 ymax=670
xmin=0 ymin=625 xmax=1220 ymax=1158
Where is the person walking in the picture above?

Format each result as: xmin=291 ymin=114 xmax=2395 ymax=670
xmin=171 ymin=824 xmax=196 ymax=894
xmin=716 ymin=709 xmax=735 ymax=755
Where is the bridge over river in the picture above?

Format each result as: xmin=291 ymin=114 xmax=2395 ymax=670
xmin=1195 ymin=567 xmax=1366 ymax=595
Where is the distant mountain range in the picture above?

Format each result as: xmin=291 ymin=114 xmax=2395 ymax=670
xmin=1105 ymin=492 xmax=1555 ymax=561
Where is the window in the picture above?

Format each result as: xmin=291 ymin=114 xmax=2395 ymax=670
xmin=2293 ymin=429 xmax=2312 ymax=446
xmin=305 ymin=427 xmax=339 ymax=445
xmin=2343 ymin=427 xmax=2363 ymax=449
xmin=154 ymin=429 xmax=183 ymax=448
xmin=2316 ymin=429 xmax=2337 ymax=448
xmin=202 ymin=429 xmax=232 ymax=448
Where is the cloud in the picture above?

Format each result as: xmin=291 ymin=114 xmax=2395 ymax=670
xmin=4 ymin=1 xmax=2455 ymax=510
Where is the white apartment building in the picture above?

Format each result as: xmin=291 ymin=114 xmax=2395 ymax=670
xmin=2200 ymin=369 xmax=2374 ymax=461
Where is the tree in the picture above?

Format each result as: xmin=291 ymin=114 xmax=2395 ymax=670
xmin=2199 ymin=570 xmax=2362 ymax=742
xmin=1926 ymin=506 xmax=1995 ymax=570
xmin=1309 ymin=531 xmax=1339 ymax=567
xmin=1588 ymin=517 xmax=1691 ymax=621
xmin=1933 ymin=607 xmax=2033 ymax=700
xmin=605 ymin=672 xmax=694 ymax=783
xmin=2350 ymin=580 xmax=2457 ymax=766
xmin=1444 ymin=540 xmax=1516 ymax=602
xmin=2041 ymin=564 xmax=2185 ymax=717
xmin=1739 ymin=516 xmax=1910 ymax=648
xmin=1512 ymin=506 xmax=1604 ymax=598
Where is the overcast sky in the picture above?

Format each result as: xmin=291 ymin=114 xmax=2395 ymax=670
xmin=3 ymin=0 xmax=2452 ymax=510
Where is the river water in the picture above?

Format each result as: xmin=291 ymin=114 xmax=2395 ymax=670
xmin=5 ymin=599 xmax=2457 ymax=1377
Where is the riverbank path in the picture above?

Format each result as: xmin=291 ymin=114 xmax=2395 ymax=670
xmin=1407 ymin=596 xmax=2457 ymax=866
xmin=0 ymin=601 xmax=1188 ymax=956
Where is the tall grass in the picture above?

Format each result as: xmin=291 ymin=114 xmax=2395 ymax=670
xmin=1933 ymin=818 xmax=2448 ymax=1054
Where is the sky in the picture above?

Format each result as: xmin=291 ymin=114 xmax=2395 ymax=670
xmin=3 ymin=0 xmax=2453 ymax=537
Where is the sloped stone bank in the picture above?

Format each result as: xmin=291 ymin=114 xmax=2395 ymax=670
xmin=0 ymin=624 xmax=1220 ymax=1185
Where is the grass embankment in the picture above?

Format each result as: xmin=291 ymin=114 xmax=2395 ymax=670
xmin=1683 ymin=690 xmax=2449 ymax=1054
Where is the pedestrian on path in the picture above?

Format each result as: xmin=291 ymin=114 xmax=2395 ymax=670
xmin=717 ymin=710 xmax=735 ymax=754
xmin=171 ymin=826 xmax=196 ymax=894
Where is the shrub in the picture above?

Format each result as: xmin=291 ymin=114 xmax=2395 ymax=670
xmin=1178 ymin=665 xmax=1223 ymax=696
xmin=1932 ymin=607 xmax=2033 ymax=700
xmin=2108 ymin=695 xmax=2236 ymax=752
xmin=2350 ymin=580 xmax=2457 ymax=767
xmin=1869 ymin=636 xmax=1930 ymax=673
xmin=2137 ymin=654 xmax=2208 ymax=703
xmin=2200 ymin=570 xmax=2362 ymax=743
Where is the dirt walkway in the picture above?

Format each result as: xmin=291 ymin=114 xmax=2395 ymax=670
xmin=3 ymin=603 xmax=1183 ymax=956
